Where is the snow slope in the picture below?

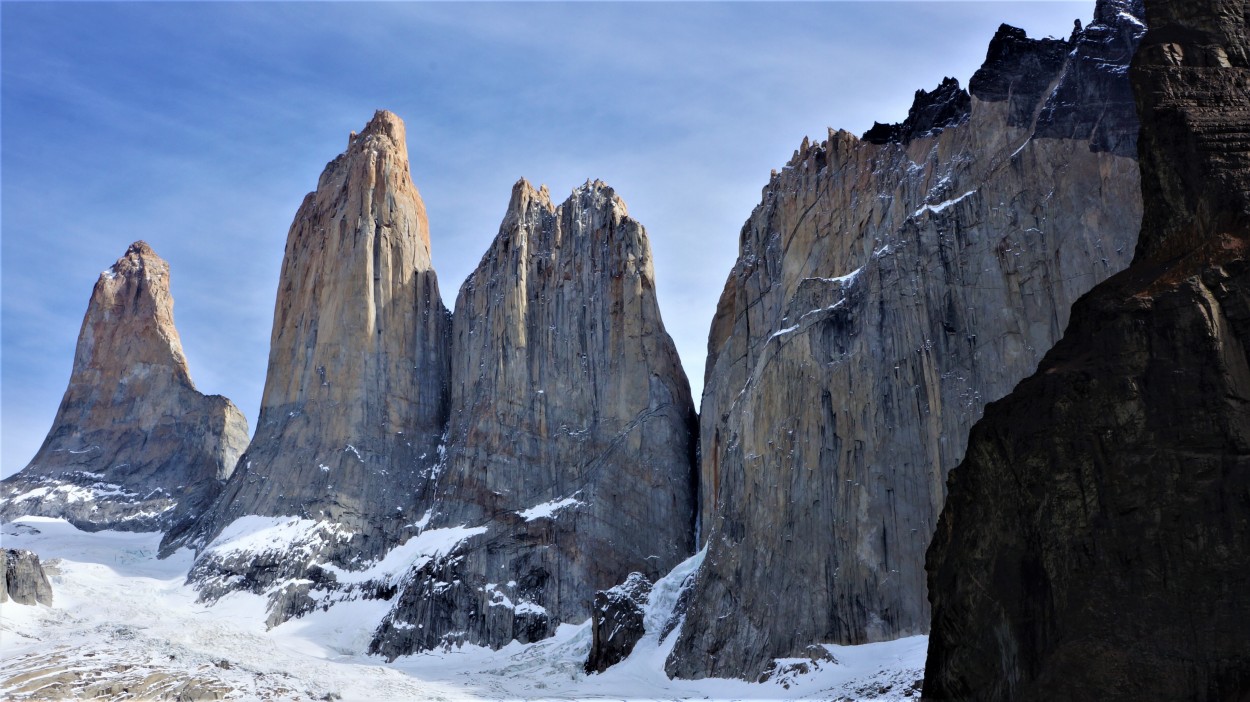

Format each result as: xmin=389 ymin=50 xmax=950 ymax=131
xmin=1 ymin=517 xmax=926 ymax=701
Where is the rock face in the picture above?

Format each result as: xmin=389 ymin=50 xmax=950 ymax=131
xmin=2 ymin=549 xmax=53 ymax=606
xmin=862 ymin=77 xmax=971 ymax=146
xmin=369 ymin=180 xmax=696 ymax=658
xmin=0 ymin=242 xmax=249 ymax=533
xmin=585 ymin=572 xmax=653 ymax=674
xmin=924 ymin=1 xmax=1250 ymax=699
xmin=667 ymin=1 xmax=1146 ymax=680
xmin=175 ymin=111 xmax=452 ymax=606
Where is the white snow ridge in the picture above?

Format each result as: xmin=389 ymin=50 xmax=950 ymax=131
xmin=0 ymin=516 xmax=926 ymax=700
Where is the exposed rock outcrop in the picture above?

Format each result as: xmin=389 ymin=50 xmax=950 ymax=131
xmin=0 ymin=242 xmax=249 ymax=533
xmin=924 ymin=0 xmax=1250 ymax=699
xmin=369 ymin=179 xmax=696 ymax=658
xmin=174 ymin=111 xmax=452 ymax=609
xmin=585 ymin=572 xmax=653 ymax=674
xmin=862 ymin=77 xmax=971 ymax=145
xmin=667 ymin=1 xmax=1146 ymax=680
xmin=2 ymin=549 xmax=53 ymax=606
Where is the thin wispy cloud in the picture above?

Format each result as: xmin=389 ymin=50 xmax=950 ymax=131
xmin=2 ymin=2 xmax=1092 ymax=476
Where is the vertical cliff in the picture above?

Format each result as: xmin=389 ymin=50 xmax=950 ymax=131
xmin=0 ymin=242 xmax=249 ymax=532
xmin=176 ymin=111 xmax=452 ymax=607
xmin=369 ymin=179 xmax=696 ymax=658
xmin=924 ymin=0 xmax=1250 ymax=699
xmin=1 ymin=549 xmax=54 ymax=606
xmin=668 ymin=0 xmax=1146 ymax=680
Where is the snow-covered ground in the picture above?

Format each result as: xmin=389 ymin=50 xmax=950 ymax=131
xmin=1 ymin=517 xmax=927 ymax=701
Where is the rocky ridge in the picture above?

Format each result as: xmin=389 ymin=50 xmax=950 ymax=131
xmin=172 ymin=110 xmax=453 ymax=612
xmin=369 ymin=179 xmax=696 ymax=658
xmin=924 ymin=0 xmax=1250 ymax=698
xmin=585 ymin=572 xmax=653 ymax=674
xmin=666 ymin=0 xmax=1146 ymax=680
xmin=0 ymin=242 xmax=249 ymax=533
xmin=2 ymin=549 xmax=53 ymax=606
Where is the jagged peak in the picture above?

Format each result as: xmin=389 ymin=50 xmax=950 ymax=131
xmin=506 ymin=177 xmax=556 ymax=215
xmin=124 ymin=239 xmax=156 ymax=258
xmin=324 ymin=110 xmax=411 ymax=192
xmin=349 ymin=109 xmax=406 ymax=149
xmin=861 ymin=75 xmax=971 ymax=145
xmin=81 ymin=240 xmax=191 ymax=387
xmin=101 ymin=240 xmax=165 ymax=281
xmin=567 ymin=178 xmax=629 ymax=219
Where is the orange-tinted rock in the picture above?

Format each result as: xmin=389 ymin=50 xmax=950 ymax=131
xmin=0 ymin=242 xmax=248 ymax=532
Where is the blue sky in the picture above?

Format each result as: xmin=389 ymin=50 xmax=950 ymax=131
xmin=1 ymin=1 xmax=1092 ymax=476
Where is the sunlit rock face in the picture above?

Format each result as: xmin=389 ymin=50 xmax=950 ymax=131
xmin=925 ymin=0 xmax=1250 ymax=698
xmin=0 ymin=241 xmax=248 ymax=533
xmin=668 ymin=0 xmax=1146 ymax=681
xmin=369 ymin=179 xmax=697 ymax=659
xmin=176 ymin=111 xmax=453 ymax=609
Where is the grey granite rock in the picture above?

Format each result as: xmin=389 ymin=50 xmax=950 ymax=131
xmin=2 ymin=549 xmax=53 ymax=606
xmin=370 ymin=179 xmax=696 ymax=658
xmin=0 ymin=242 xmax=249 ymax=533
xmin=667 ymin=1 xmax=1146 ymax=681
xmin=924 ymin=0 xmax=1250 ymax=698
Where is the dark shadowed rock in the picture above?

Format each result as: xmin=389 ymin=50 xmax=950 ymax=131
xmin=2 ymin=549 xmax=53 ymax=606
xmin=0 ymin=242 xmax=249 ymax=533
xmin=370 ymin=179 xmax=696 ymax=659
xmin=862 ymin=77 xmax=971 ymax=145
xmin=924 ymin=0 xmax=1250 ymax=699
xmin=585 ymin=572 xmax=653 ymax=674
xmin=969 ymin=25 xmax=1071 ymax=127
xmin=1035 ymin=0 xmax=1147 ymax=156
xmin=667 ymin=0 xmax=1145 ymax=681
xmin=175 ymin=111 xmax=452 ymax=613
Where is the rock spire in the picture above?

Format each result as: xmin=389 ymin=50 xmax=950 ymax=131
xmin=0 ymin=241 xmax=248 ymax=532
xmin=176 ymin=110 xmax=452 ymax=609
xmin=369 ymin=178 xmax=697 ymax=658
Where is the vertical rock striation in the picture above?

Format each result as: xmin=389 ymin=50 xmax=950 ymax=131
xmin=2 ymin=549 xmax=54 ymax=606
xmin=0 ymin=242 xmax=249 ymax=532
xmin=176 ymin=111 xmax=452 ymax=610
xmin=924 ymin=0 xmax=1250 ymax=699
xmin=668 ymin=1 xmax=1146 ymax=680
xmin=369 ymin=179 xmax=696 ymax=658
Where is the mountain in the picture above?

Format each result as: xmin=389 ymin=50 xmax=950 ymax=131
xmin=3 ymin=548 xmax=53 ymax=606
xmin=924 ymin=0 xmax=1250 ymax=698
xmin=0 ymin=241 xmax=249 ymax=532
xmin=171 ymin=111 xmax=453 ymax=616
xmin=370 ymin=179 xmax=697 ymax=657
xmin=666 ymin=0 xmax=1146 ymax=680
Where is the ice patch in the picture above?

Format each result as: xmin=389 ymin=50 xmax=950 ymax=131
xmin=809 ymin=266 xmax=862 ymax=287
xmin=203 ymin=516 xmax=352 ymax=560
xmin=1118 ymin=10 xmax=1146 ymax=28
xmin=518 ymin=495 xmax=583 ymax=521
xmin=912 ymin=189 xmax=978 ymax=218
xmin=407 ymin=508 xmax=433 ymax=532
xmin=320 ymin=524 xmax=487 ymax=586
xmin=768 ymin=324 xmax=801 ymax=341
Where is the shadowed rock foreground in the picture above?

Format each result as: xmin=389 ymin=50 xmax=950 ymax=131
xmin=667 ymin=0 xmax=1146 ymax=680
xmin=924 ymin=0 xmax=1250 ymax=699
